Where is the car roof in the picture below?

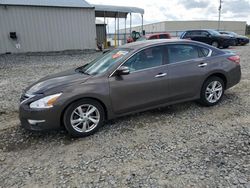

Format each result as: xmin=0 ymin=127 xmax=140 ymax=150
xmin=184 ymin=29 xmax=214 ymax=32
xmin=119 ymin=39 xmax=210 ymax=50
xmin=145 ymin=33 xmax=170 ymax=37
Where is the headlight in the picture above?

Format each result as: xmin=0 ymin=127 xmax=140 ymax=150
xmin=29 ymin=93 xmax=62 ymax=109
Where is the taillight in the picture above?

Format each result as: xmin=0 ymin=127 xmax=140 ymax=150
xmin=227 ymin=55 xmax=240 ymax=65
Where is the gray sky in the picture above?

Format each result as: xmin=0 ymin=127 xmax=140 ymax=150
xmin=88 ymin=0 xmax=250 ymax=32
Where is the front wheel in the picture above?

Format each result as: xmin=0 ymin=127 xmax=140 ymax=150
xmin=211 ymin=41 xmax=219 ymax=48
xmin=63 ymin=99 xmax=105 ymax=137
xmin=199 ymin=76 xmax=225 ymax=106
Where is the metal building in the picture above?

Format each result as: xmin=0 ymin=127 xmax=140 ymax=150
xmin=0 ymin=0 xmax=96 ymax=54
xmin=120 ymin=20 xmax=247 ymax=36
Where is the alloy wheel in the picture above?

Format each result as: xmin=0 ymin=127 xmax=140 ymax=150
xmin=70 ymin=104 xmax=100 ymax=133
xmin=205 ymin=81 xmax=223 ymax=103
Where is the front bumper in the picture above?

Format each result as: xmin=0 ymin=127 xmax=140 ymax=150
xmin=221 ymin=38 xmax=236 ymax=47
xmin=19 ymin=99 xmax=62 ymax=131
xmin=238 ymin=38 xmax=249 ymax=45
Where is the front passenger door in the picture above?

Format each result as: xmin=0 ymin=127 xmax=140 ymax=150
xmin=109 ymin=46 xmax=169 ymax=114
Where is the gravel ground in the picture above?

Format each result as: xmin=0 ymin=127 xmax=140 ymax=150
xmin=0 ymin=46 xmax=249 ymax=187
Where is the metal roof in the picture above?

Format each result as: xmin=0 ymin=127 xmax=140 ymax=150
xmin=0 ymin=0 xmax=93 ymax=8
xmin=94 ymin=4 xmax=144 ymax=18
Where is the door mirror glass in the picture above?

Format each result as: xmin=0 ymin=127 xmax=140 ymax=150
xmin=115 ymin=66 xmax=130 ymax=76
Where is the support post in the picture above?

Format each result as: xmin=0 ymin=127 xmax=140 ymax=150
xmin=114 ymin=16 xmax=117 ymax=47
xmin=130 ymin=12 xmax=132 ymax=35
xmin=218 ymin=0 xmax=222 ymax=30
xmin=117 ymin=12 xmax=119 ymax=46
xmin=141 ymin=14 xmax=144 ymax=35
xmin=125 ymin=16 xmax=127 ymax=44
xmin=104 ymin=11 xmax=107 ymax=49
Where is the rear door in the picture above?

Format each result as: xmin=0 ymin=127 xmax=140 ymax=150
xmin=109 ymin=45 xmax=169 ymax=114
xmin=166 ymin=44 xmax=211 ymax=101
xmin=190 ymin=31 xmax=203 ymax=42
xmin=199 ymin=31 xmax=212 ymax=45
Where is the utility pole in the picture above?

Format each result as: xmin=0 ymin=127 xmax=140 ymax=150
xmin=218 ymin=0 xmax=222 ymax=30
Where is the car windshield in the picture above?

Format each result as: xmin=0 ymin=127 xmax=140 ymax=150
xmin=220 ymin=31 xmax=237 ymax=36
xmin=208 ymin=30 xmax=221 ymax=36
xmin=228 ymin=31 xmax=237 ymax=36
xmin=137 ymin=37 xmax=147 ymax=41
xmin=79 ymin=49 xmax=130 ymax=75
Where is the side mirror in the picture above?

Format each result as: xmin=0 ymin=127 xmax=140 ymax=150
xmin=115 ymin=66 xmax=130 ymax=76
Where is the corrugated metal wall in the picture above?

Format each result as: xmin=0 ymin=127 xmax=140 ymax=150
xmin=120 ymin=21 xmax=247 ymax=35
xmin=0 ymin=5 xmax=96 ymax=54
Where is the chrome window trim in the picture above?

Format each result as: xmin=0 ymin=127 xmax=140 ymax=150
xmin=207 ymin=49 xmax=213 ymax=57
xmin=122 ymin=64 xmax=168 ymax=75
xmin=109 ymin=43 xmax=213 ymax=77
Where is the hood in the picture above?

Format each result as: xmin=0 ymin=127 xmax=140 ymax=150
xmin=237 ymin=35 xmax=249 ymax=39
xmin=26 ymin=68 xmax=91 ymax=94
xmin=220 ymin=34 xmax=235 ymax=39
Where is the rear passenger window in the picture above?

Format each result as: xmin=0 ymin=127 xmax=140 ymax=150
xmin=200 ymin=31 xmax=209 ymax=37
xmin=168 ymin=45 xmax=200 ymax=64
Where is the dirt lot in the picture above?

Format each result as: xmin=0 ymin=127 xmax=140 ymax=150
xmin=0 ymin=46 xmax=249 ymax=187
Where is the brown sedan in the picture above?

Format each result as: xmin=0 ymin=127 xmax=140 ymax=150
xmin=19 ymin=39 xmax=241 ymax=137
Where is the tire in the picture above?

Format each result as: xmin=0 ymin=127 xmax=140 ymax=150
xmin=63 ymin=99 xmax=105 ymax=137
xmin=211 ymin=41 xmax=219 ymax=48
xmin=199 ymin=76 xmax=225 ymax=106
xmin=223 ymin=45 xmax=229 ymax=49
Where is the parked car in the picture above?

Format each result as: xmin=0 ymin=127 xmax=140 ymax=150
xmin=219 ymin=31 xmax=249 ymax=46
xmin=180 ymin=29 xmax=236 ymax=48
xmin=137 ymin=33 xmax=171 ymax=41
xmin=20 ymin=39 xmax=241 ymax=137
xmin=127 ymin=31 xmax=141 ymax=43
xmin=127 ymin=32 xmax=171 ymax=43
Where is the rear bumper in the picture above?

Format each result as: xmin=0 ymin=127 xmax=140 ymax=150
xmin=226 ymin=65 xmax=241 ymax=89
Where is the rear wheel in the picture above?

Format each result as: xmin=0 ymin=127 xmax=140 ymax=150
xmin=211 ymin=41 xmax=219 ymax=48
xmin=63 ymin=99 xmax=105 ymax=137
xmin=199 ymin=76 xmax=225 ymax=106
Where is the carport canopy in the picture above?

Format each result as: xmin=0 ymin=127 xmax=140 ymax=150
xmin=93 ymin=4 xmax=144 ymax=47
xmin=94 ymin=4 xmax=144 ymax=18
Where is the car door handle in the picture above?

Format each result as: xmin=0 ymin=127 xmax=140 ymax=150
xmin=198 ymin=63 xmax=207 ymax=67
xmin=155 ymin=73 xmax=167 ymax=78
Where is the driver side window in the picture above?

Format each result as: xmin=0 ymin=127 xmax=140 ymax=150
xmin=123 ymin=46 xmax=164 ymax=72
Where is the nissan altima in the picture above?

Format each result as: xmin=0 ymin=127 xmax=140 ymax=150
xmin=19 ymin=39 xmax=241 ymax=137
